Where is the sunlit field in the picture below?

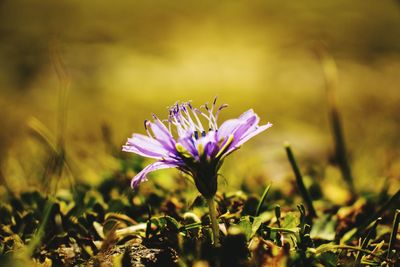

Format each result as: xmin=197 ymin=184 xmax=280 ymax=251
xmin=0 ymin=1 xmax=400 ymax=266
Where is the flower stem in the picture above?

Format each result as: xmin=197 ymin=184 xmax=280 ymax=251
xmin=206 ymin=197 xmax=221 ymax=247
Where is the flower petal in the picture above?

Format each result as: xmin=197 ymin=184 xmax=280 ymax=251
xmin=201 ymin=131 xmax=219 ymax=158
xmin=178 ymin=135 xmax=198 ymax=158
xmin=123 ymin=134 xmax=169 ymax=159
xmin=131 ymin=161 xmax=179 ymax=188
xmin=238 ymin=109 xmax=256 ymax=120
xmin=217 ymin=109 xmax=272 ymax=157
xmin=217 ymin=109 xmax=259 ymax=150
xmin=230 ymin=114 xmax=259 ymax=143
xmin=217 ymin=109 xmax=258 ymax=140
xmin=149 ymin=118 xmax=176 ymax=150
xmin=217 ymin=118 xmax=241 ymax=140
xmin=224 ymin=122 xmax=273 ymax=155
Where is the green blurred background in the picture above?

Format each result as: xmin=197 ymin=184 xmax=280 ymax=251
xmin=0 ymin=0 xmax=399 ymax=197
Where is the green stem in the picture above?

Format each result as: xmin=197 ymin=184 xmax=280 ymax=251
xmin=284 ymin=142 xmax=317 ymax=218
xmin=206 ymin=197 xmax=221 ymax=247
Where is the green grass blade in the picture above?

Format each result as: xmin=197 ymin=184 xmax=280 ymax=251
xmin=315 ymin=44 xmax=355 ymax=196
xmin=354 ymin=217 xmax=381 ymax=266
xmin=285 ymin=142 xmax=317 ymax=218
xmin=255 ymin=184 xmax=271 ymax=216
xmin=387 ymin=209 xmax=400 ymax=261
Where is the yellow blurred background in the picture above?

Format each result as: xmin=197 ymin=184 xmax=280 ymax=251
xmin=0 ymin=0 xmax=399 ymax=195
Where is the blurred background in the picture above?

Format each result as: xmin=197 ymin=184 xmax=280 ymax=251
xmin=0 ymin=0 xmax=399 ymax=198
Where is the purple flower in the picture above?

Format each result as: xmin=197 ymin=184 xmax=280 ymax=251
xmin=123 ymin=98 xmax=272 ymax=198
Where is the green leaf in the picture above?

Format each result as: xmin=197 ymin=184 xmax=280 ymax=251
xmin=238 ymin=216 xmax=252 ymax=241
xmin=317 ymin=251 xmax=338 ymax=267
xmin=340 ymin=228 xmax=357 ymax=244
xmin=251 ymin=212 xmax=273 ymax=238
xmin=282 ymin=212 xmax=300 ymax=228
xmin=310 ymin=215 xmax=336 ymax=241
xmin=251 ymin=216 xmax=264 ymax=238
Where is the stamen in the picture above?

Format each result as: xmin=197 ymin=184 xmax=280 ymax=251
xmin=215 ymin=104 xmax=228 ymax=123
xmin=191 ymin=108 xmax=205 ymax=132
xmin=163 ymin=99 xmax=227 ymax=140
